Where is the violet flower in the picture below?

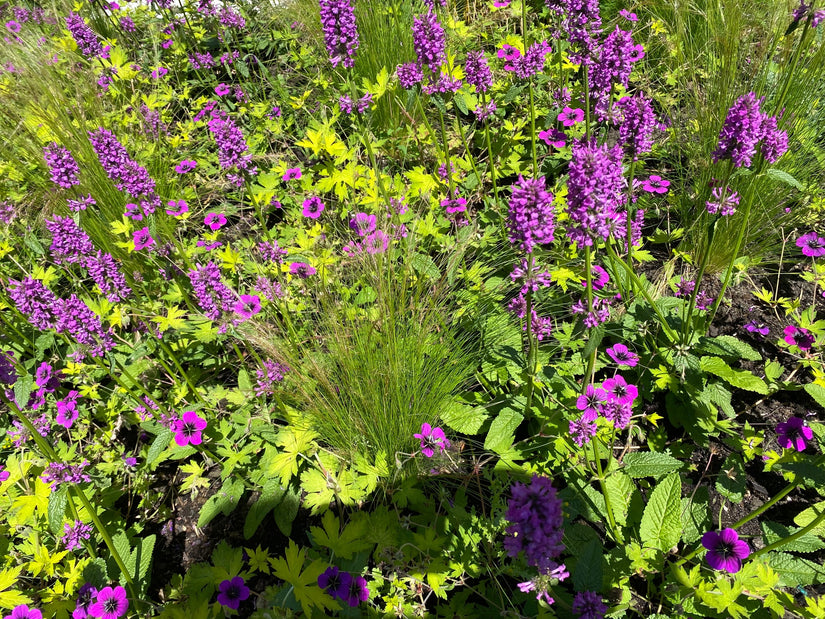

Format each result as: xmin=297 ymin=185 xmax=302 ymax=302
xmin=217 ymin=576 xmax=250 ymax=610
xmin=572 ymin=591 xmax=607 ymax=619
xmin=319 ymin=0 xmax=359 ymax=68
xmin=414 ymin=423 xmax=450 ymax=457
xmin=318 ymin=566 xmax=351 ymax=600
xmin=796 ymin=231 xmax=825 ymax=257
xmin=503 ymin=475 xmax=564 ymax=573
xmin=87 ymin=585 xmax=128 ymax=619
xmin=701 ymin=528 xmax=750 ymax=573
xmin=777 ymin=417 xmax=814 ymax=451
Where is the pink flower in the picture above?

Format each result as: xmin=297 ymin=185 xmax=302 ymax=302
xmin=539 ymin=127 xmax=566 ymax=148
xmin=175 ymin=159 xmax=197 ymax=174
xmin=0 ymin=466 xmax=9 ymax=483
xmin=151 ymin=67 xmax=168 ymax=79
xmin=302 ymin=196 xmax=325 ymax=219
xmin=55 ymin=390 xmax=80 ymax=428
xmin=204 ymin=212 xmax=227 ymax=231
xmin=133 ymin=227 xmax=155 ymax=250
xmin=414 ymin=423 xmax=450 ymax=457
xmin=784 ymin=325 xmax=815 ymax=350
xmin=87 ymin=586 xmax=128 ymax=619
xmin=173 ymin=411 xmax=207 ymax=447
xmin=165 ymin=200 xmax=188 ymax=216
xmin=283 ymin=167 xmax=302 ymax=181
xmin=641 ymin=175 xmax=670 ymax=194
xmin=606 ymin=343 xmax=639 ymax=367
xmin=234 ymin=294 xmax=261 ymax=319
xmin=215 ymin=83 xmax=230 ymax=96
xmin=558 ymin=107 xmax=584 ymax=127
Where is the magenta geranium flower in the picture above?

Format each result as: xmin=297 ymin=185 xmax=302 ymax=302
xmin=606 ymin=343 xmax=639 ymax=367
xmin=150 ymin=67 xmax=167 ymax=79
xmin=215 ymin=83 xmax=230 ymax=96
xmin=414 ymin=423 xmax=450 ymax=457
xmin=558 ymin=107 xmax=584 ymax=127
xmin=289 ymin=262 xmax=316 ymax=278
xmin=87 ymin=585 xmax=128 ymax=619
xmin=641 ymin=175 xmax=670 ymax=194
xmin=3 ymin=605 xmax=41 ymax=619
xmin=283 ymin=167 xmax=302 ymax=181
xmin=217 ymin=576 xmax=250 ymax=610
xmin=56 ymin=390 xmax=80 ymax=428
xmin=784 ymin=325 xmax=815 ymax=350
xmin=175 ymin=159 xmax=197 ymax=174
xmin=796 ymin=231 xmax=825 ymax=257
xmin=72 ymin=582 xmax=97 ymax=619
xmin=0 ymin=466 xmax=9 ymax=483
xmin=576 ymin=384 xmax=607 ymax=419
xmin=497 ymin=44 xmax=520 ymax=62
xmin=743 ymin=320 xmax=769 ymax=336
xmin=6 ymin=21 xmax=21 ymax=33
xmin=173 ymin=411 xmax=207 ymax=447
xmin=701 ymin=528 xmax=750 ymax=573
xmin=776 ymin=417 xmax=814 ymax=451
xmin=165 ymin=200 xmax=188 ymax=216
xmin=318 ymin=566 xmax=352 ymax=601
xmin=133 ymin=227 xmax=154 ymax=251
xmin=204 ymin=212 xmax=227 ymax=231
xmin=602 ymin=375 xmax=638 ymax=406
xmin=302 ymin=196 xmax=325 ymax=219
xmin=538 ymin=127 xmax=566 ymax=148
xmin=233 ymin=294 xmax=261 ymax=319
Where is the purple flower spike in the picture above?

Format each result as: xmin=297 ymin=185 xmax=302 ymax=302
xmin=572 ymin=591 xmax=607 ymax=619
xmin=776 ymin=417 xmax=814 ymax=451
xmin=217 ymin=576 xmax=250 ymax=610
xmin=87 ymin=585 xmax=128 ymax=619
xmin=414 ymin=423 xmax=450 ymax=457
xmin=701 ymin=528 xmax=750 ymax=573
xmin=43 ymin=143 xmax=81 ymax=189
xmin=796 ymin=231 xmax=825 ymax=257
xmin=504 ymin=475 xmax=564 ymax=573
xmin=507 ymin=176 xmax=555 ymax=253
xmin=319 ymin=0 xmax=359 ymax=68
xmin=318 ymin=566 xmax=352 ymax=600
xmin=174 ymin=411 xmax=207 ymax=447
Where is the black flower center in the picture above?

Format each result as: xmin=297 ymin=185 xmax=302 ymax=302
xmin=104 ymin=598 xmax=120 ymax=612
xmin=226 ymin=584 xmax=241 ymax=600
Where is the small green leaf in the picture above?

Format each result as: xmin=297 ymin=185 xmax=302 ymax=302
xmin=146 ymin=429 xmax=173 ymax=466
xmin=198 ymin=478 xmax=245 ymax=528
xmin=48 ymin=487 xmax=68 ymax=536
xmin=765 ymin=551 xmax=825 ymax=587
xmin=804 ymin=383 xmax=825 ymax=409
xmin=483 ymin=407 xmax=523 ymax=453
xmin=604 ymin=472 xmax=635 ymax=527
xmin=440 ymin=401 xmax=489 ymax=434
xmin=700 ymin=357 xmax=769 ymax=394
xmin=765 ymin=168 xmax=803 ymax=190
xmin=696 ymin=336 xmax=761 ymax=361
xmin=411 ymin=253 xmax=441 ymax=280
xmin=623 ymin=451 xmax=683 ymax=478
xmin=640 ymin=473 xmax=682 ymax=552
xmin=13 ymin=375 xmax=33 ymax=410
xmin=244 ymin=480 xmax=286 ymax=540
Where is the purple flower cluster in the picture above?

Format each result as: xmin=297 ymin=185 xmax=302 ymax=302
xmin=45 ymin=216 xmax=95 ymax=264
xmin=506 ymin=41 xmax=553 ymax=80
xmin=206 ymin=116 xmax=256 ymax=175
xmin=188 ymin=262 xmax=235 ymax=321
xmin=507 ymin=176 xmax=555 ymax=253
xmin=705 ymin=186 xmax=740 ymax=216
xmin=412 ymin=11 xmax=446 ymax=71
xmin=504 ymin=475 xmax=565 ymax=574
xmin=397 ymin=62 xmax=423 ymax=89
xmin=616 ymin=94 xmax=658 ymax=160
xmin=464 ymin=51 xmax=493 ymax=92
xmin=589 ymin=27 xmax=643 ymax=117
xmin=68 ymin=194 xmax=96 ymax=212
xmin=85 ymin=251 xmax=131 ymax=302
xmin=7 ymin=277 xmax=61 ymax=330
xmin=61 ymin=520 xmax=93 ymax=551
xmin=56 ymin=295 xmax=116 ymax=360
xmin=254 ymin=360 xmax=290 ymax=396
xmin=570 ymin=375 xmax=637 ymax=444
xmin=318 ymin=567 xmax=370 ymax=607
xmin=40 ymin=460 xmax=92 ymax=490
xmin=43 ymin=143 xmax=80 ymax=188
xmin=65 ymin=12 xmax=108 ymax=59
xmin=319 ymin=0 xmax=359 ymax=68
xmin=88 ymin=128 xmax=159 ymax=216
xmin=566 ymin=139 xmax=625 ymax=246
xmin=572 ymin=591 xmax=607 ymax=619
xmin=713 ymin=92 xmax=788 ymax=167
xmin=545 ymin=0 xmax=601 ymax=64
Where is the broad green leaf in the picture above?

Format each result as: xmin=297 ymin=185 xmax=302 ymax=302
xmin=640 ymin=473 xmax=682 ymax=552
xmin=604 ymin=471 xmax=635 ymax=527
xmin=761 ymin=521 xmax=825 ymax=553
xmin=680 ymin=487 xmax=711 ymax=544
xmin=765 ymin=168 xmax=804 ymax=190
xmin=700 ymin=357 xmax=769 ymax=394
xmin=147 ymin=429 xmax=173 ymax=466
xmin=440 ymin=401 xmax=489 ymax=434
xmin=765 ymin=551 xmax=825 ymax=586
xmin=572 ymin=538 xmax=603 ymax=592
xmin=411 ymin=253 xmax=441 ymax=280
xmin=48 ymin=487 xmax=68 ymax=535
xmin=805 ymin=383 xmax=825 ymax=409
xmin=794 ymin=500 xmax=825 ymax=535
xmin=269 ymin=541 xmax=339 ymax=616
xmin=623 ymin=451 xmax=683 ymax=478
xmin=243 ymin=479 xmax=285 ymax=540
xmin=274 ymin=484 xmax=301 ymax=536
xmin=198 ymin=478 xmax=245 ymax=528
xmin=483 ymin=407 xmax=523 ymax=453
xmin=696 ymin=336 xmax=761 ymax=361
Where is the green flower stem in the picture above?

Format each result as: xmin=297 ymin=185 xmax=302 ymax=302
xmin=523 ymin=252 xmax=537 ymax=417
xmin=680 ymin=214 xmax=718 ymax=345
xmin=604 ymin=241 xmax=680 ymax=343
xmin=242 ymin=170 xmax=272 ymax=242
xmin=480 ymin=91 xmax=499 ymax=207
xmin=144 ymin=322 xmax=206 ymax=405
xmin=592 ymin=437 xmax=623 ymax=544
xmin=528 ymin=80 xmax=538 ymax=177
xmin=751 ymin=506 xmax=825 ymax=559
xmin=1 ymin=394 xmax=141 ymax=606
xmin=625 ymin=159 xmax=637 ymax=268
xmin=584 ymin=70 xmax=591 ymax=139
xmin=455 ymin=115 xmax=481 ymax=190
xmin=437 ymin=107 xmax=456 ymax=195
xmin=773 ymin=3 xmax=815 ymax=118
xmin=583 ymin=246 xmax=597 ymax=385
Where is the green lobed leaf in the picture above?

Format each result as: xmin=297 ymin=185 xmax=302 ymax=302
xmin=640 ymin=473 xmax=682 ymax=552
xmin=700 ymin=357 xmax=769 ymax=394
xmin=198 ymin=478 xmax=245 ymax=528
xmin=777 ymin=462 xmax=825 ymax=490
xmin=623 ymin=451 xmax=683 ymax=478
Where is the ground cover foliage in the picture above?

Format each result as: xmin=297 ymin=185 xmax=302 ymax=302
xmin=1 ymin=0 xmax=825 ymax=616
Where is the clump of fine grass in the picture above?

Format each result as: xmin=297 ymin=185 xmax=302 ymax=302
xmin=279 ymin=238 xmax=481 ymax=474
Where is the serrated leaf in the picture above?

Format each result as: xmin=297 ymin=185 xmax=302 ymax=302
xmin=766 ymin=168 xmax=803 ymax=190
xmin=700 ymin=357 xmax=769 ymax=394
xmin=127 ymin=534 xmax=155 ymax=591
xmin=411 ymin=253 xmax=440 ymax=280
xmin=147 ymin=429 xmax=173 ymax=466
xmin=13 ymin=375 xmax=33 ymax=409
xmin=795 ymin=500 xmax=825 ymax=534
xmin=440 ymin=401 xmax=489 ymax=434
xmin=238 ymin=369 xmax=252 ymax=392
xmin=765 ymin=551 xmax=825 ymax=586
xmin=604 ymin=471 xmax=635 ymax=527
xmin=805 ymin=383 xmax=825 ymax=409
xmin=777 ymin=461 xmax=825 ymax=489
xmin=269 ymin=541 xmax=339 ymax=616
xmin=716 ymin=453 xmax=747 ymax=503
xmin=640 ymin=473 xmax=682 ymax=552
xmin=623 ymin=451 xmax=683 ymax=478
xmin=761 ymin=521 xmax=825 ymax=553
xmin=453 ymin=93 xmax=469 ymax=115
xmin=572 ymin=538 xmax=603 ymax=593
xmin=198 ymin=478 xmax=245 ymax=528
xmin=483 ymin=407 xmax=523 ymax=453
xmin=244 ymin=479 xmax=286 ymax=540
xmin=681 ymin=486 xmax=711 ymax=544
xmin=697 ymin=336 xmax=761 ymax=361
xmin=48 ymin=487 xmax=68 ymax=535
